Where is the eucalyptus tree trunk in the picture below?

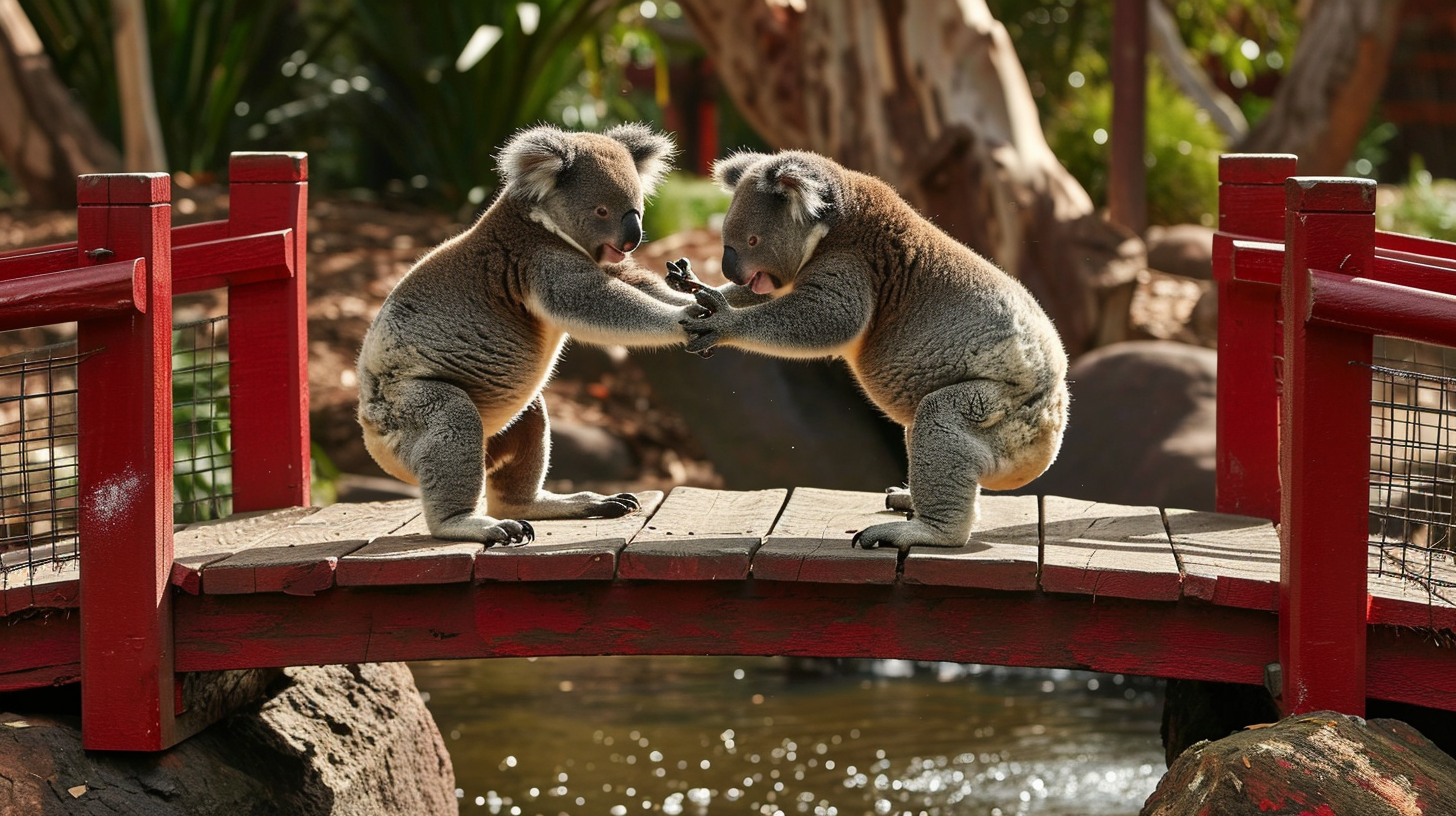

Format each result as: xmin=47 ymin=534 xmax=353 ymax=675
xmin=1237 ymin=0 xmax=1404 ymax=175
xmin=678 ymin=0 xmax=1144 ymax=354
xmin=112 ymin=0 xmax=168 ymax=172
xmin=0 ymin=0 xmax=121 ymax=207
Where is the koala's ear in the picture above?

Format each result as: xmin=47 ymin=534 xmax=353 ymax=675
xmin=498 ymin=125 xmax=575 ymax=202
xmin=605 ymin=123 xmax=675 ymax=197
xmin=711 ymin=151 xmax=766 ymax=192
xmin=762 ymin=154 xmax=836 ymax=224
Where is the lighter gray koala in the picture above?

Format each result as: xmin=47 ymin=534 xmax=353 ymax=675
xmin=673 ymin=150 xmax=1069 ymax=549
xmin=356 ymin=124 xmax=693 ymax=545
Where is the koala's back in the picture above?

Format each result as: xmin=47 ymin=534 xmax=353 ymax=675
xmin=837 ymin=174 xmax=1067 ymax=424
xmin=357 ymin=213 xmax=560 ymax=434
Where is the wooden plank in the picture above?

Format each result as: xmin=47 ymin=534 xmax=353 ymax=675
xmin=171 ymin=507 xmax=319 ymax=594
xmin=202 ymin=501 xmax=416 ymax=596
xmin=3 ymin=554 xmax=80 ymax=615
xmin=1164 ymin=508 xmax=1280 ymax=611
xmin=618 ymin=487 xmax=787 ymax=580
xmin=1367 ymin=544 xmax=1456 ymax=631
xmin=474 ymin=491 xmax=666 ymax=582
xmin=902 ymin=494 xmax=1041 ymax=590
xmin=336 ymin=512 xmax=476 ymax=586
xmin=753 ymin=488 xmax=899 ymax=583
xmin=1040 ymin=496 xmax=1181 ymax=601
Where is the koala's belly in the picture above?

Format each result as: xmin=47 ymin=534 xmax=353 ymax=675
xmin=358 ymin=314 xmax=562 ymax=436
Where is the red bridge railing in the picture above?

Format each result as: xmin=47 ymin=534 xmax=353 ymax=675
xmin=0 ymin=152 xmax=309 ymax=751
xmin=1216 ymin=154 xmax=1456 ymax=717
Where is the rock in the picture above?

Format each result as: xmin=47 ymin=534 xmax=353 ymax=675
xmin=1144 ymin=223 xmax=1215 ymax=280
xmin=1017 ymin=340 xmax=1216 ymax=511
xmin=1142 ymin=711 xmax=1456 ymax=815
xmin=549 ymin=420 xmax=638 ymax=482
xmin=0 ymin=663 xmax=455 ymax=816
xmin=1128 ymin=269 xmax=1217 ymax=349
xmin=634 ymin=347 xmax=906 ymax=491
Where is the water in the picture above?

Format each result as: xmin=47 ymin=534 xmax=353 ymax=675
xmin=410 ymin=656 xmax=1165 ymax=816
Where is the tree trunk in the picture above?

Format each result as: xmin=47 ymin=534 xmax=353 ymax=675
xmin=111 ymin=0 xmax=168 ymax=172
xmin=678 ymin=0 xmax=1144 ymax=355
xmin=1236 ymin=0 xmax=1403 ymax=175
xmin=0 ymin=0 xmax=122 ymax=207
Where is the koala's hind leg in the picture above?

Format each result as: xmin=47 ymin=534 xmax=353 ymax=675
xmin=484 ymin=395 xmax=641 ymax=520
xmin=391 ymin=379 xmax=534 ymax=546
xmin=855 ymin=380 xmax=1006 ymax=550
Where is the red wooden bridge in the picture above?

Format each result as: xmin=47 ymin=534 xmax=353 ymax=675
xmin=1 ymin=153 xmax=1455 ymax=752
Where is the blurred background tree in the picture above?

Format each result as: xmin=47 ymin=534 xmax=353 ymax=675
xmin=1 ymin=0 xmax=1450 ymax=236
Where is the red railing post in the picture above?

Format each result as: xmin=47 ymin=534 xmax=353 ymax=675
xmin=75 ymin=172 xmax=176 ymax=750
xmin=224 ymin=153 xmax=311 ymax=512
xmin=1214 ymin=153 xmax=1296 ymax=520
xmin=1279 ymin=176 xmax=1376 ymax=715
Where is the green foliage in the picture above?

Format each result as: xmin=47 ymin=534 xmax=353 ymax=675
xmin=329 ymin=0 xmax=621 ymax=205
xmin=1046 ymin=68 xmax=1225 ymax=226
xmin=1377 ymin=159 xmax=1456 ymax=242
xmin=643 ymin=172 xmax=730 ymax=240
xmin=171 ymin=339 xmax=231 ymax=525
xmin=20 ymin=0 xmax=306 ymax=177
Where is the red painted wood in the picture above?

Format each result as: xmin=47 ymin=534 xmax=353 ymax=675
xmin=1376 ymin=229 xmax=1456 ymax=262
xmin=1308 ymin=270 xmax=1456 ymax=347
xmin=170 ymin=218 xmax=230 ymax=247
xmin=0 ymin=257 xmax=145 ymax=331
xmin=1366 ymin=626 xmax=1456 ymax=711
xmin=0 ymin=247 xmax=81 ymax=282
xmin=1214 ymin=154 xmax=1294 ymax=521
xmin=1225 ymin=239 xmax=1284 ymax=287
xmin=172 ymin=229 xmax=294 ymax=294
xmin=74 ymin=171 xmax=177 ymax=751
xmin=171 ymin=583 xmax=1277 ymax=687
xmin=1369 ymin=251 xmax=1456 ymax=296
xmin=224 ymin=152 xmax=311 ymax=513
xmin=1280 ymin=176 xmax=1376 ymax=717
xmin=0 ymin=238 xmax=78 ymax=260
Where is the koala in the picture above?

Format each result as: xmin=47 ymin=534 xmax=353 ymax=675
xmin=356 ymin=124 xmax=695 ymax=545
xmin=677 ymin=150 xmax=1070 ymax=549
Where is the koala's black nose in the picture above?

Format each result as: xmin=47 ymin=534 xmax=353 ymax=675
xmin=620 ymin=210 xmax=643 ymax=252
xmin=721 ymin=245 xmax=741 ymax=282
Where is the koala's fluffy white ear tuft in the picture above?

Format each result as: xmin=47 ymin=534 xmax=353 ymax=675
xmin=605 ymin=123 xmax=676 ymax=197
xmin=711 ymin=151 xmax=766 ymax=192
xmin=498 ymin=125 xmax=575 ymax=202
xmin=762 ymin=154 xmax=836 ymax=224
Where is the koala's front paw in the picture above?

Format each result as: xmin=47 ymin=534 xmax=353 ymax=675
xmin=430 ymin=514 xmax=535 ymax=546
xmin=665 ymin=258 xmax=705 ymax=295
xmin=884 ymin=486 xmax=914 ymax=518
xmin=585 ymin=492 xmax=642 ymax=518
xmin=678 ymin=288 xmax=733 ymax=357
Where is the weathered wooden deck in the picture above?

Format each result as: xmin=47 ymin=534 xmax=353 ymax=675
xmin=6 ymin=487 xmax=1456 ymax=711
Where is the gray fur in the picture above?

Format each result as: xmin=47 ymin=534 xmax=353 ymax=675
xmin=358 ymin=124 xmax=690 ymax=544
xmin=685 ymin=150 xmax=1070 ymax=549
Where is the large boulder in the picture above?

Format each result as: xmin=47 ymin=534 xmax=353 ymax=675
xmin=0 ymin=663 xmax=455 ymax=816
xmin=1143 ymin=711 xmax=1456 ymax=815
xmin=1018 ymin=340 xmax=1216 ymax=511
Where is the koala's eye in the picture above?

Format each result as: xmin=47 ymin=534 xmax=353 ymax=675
xmin=595 ymin=206 xmax=609 ymax=218
xmin=747 ymin=235 xmax=760 ymax=247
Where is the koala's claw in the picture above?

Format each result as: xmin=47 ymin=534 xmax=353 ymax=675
xmin=487 ymin=519 xmax=535 ymax=548
xmin=593 ymin=492 xmax=641 ymax=518
xmin=665 ymin=258 xmax=706 ymax=294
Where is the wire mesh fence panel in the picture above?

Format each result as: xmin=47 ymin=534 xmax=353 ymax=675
xmin=0 ymin=340 xmax=86 ymax=580
xmin=1368 ymin=337 xmax=1456 ymax=592
xmin=173 ymin=315 xmax=232 ymax=524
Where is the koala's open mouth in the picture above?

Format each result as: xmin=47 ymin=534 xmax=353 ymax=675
xmin=746 ymin=270 xmax=779 ymax=295
xmin=598 ymin=244 xmax=629 ymax=264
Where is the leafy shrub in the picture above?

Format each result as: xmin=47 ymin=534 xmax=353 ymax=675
xmin=643 ymin=172 xmax=730 ymax=240
xmin=1045 ymin=67 xmax=1226 ymax=227
xmin=1377 ymin=160 xmax=1456 ymax=242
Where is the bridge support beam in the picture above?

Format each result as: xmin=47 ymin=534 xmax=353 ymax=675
xmin=1279 ymin=175 xmax=1376 ymax=715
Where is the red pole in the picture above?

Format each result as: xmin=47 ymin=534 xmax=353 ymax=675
xmin=76 ymin=172 xmax=177 ymax=750
xmin=225 ymin=153 xmax=311 ymax=512
xmin=1279 ymin=175 xmax=1375 ymax=715
xmin=1108 ymin=0 xmax=1147 ymax=234
xmin=1213 ymin=154 xmax=1296 ymax=520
